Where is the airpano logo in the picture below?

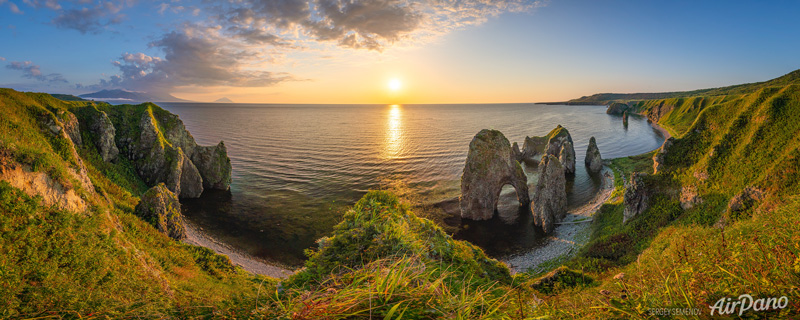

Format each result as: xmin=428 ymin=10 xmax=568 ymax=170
xmin=709 ymin=294 xmax=789 ymax=316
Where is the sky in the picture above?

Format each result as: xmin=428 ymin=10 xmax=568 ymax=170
xmin=1 ymin=0 xmax=799 ymax=104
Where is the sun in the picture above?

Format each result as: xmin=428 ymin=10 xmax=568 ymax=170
xmin=388 ymin=78 xmax=402 ymax=92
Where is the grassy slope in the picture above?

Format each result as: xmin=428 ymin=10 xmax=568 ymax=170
xmin=530 ymin=75 xmax=800 ymax=318
xmin=0 ymin=89 xmax=272 ymax=318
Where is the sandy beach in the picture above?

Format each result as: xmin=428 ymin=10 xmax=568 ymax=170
xmin=183 ymin=221 xmax=295 ymax=279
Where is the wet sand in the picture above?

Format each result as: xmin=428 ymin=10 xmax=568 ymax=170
xmin=183 ymin=220 xmax=295 ymax=279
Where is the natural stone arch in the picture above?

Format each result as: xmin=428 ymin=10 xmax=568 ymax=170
xmin=460 ymin=129 xmax=530 ymax=220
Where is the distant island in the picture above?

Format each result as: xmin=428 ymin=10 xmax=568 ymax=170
xmin=79 ymin=89 xmax=190 ymax=103
xmin=214 ymin=97 xmax=234 ymax=103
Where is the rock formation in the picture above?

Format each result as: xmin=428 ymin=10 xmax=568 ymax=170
xmin=680 ymin=185 xmax=703 ymax=210
xmin=518 ymin=125 xmax=576 ymax=174
xmin=653 ymin=137 xmax=674 ymax=174
xmin=460 ymin=129 xmax=530 ymax=220
xmin=58 ymin=110 xmax=83 ymax=147
xmin=543 ymin=126 xmax=576 ymax=174
xmin=191 ymin=142 xmax=232 ymax=190
xmin=623 ymin=172 xmax=650 ymax=223
xmin=531 ymin=155 xmax=567 ymax=234
xmin=727 ymin=186 xmax=763 ymax=216
xmin=88 ymin=104 xmax=233 ymax=198
xmin=606 ymin=102 xmax=629 ymax=115
xmin=622 ymin=111 xmax=629 ymax=126
xmin=135 ymin=184 xmax=186 ymax=240
xmin=88 ymin=110 xmax=119 ymax=162
xmin=585 ymin=136 xmax=603 ymax=173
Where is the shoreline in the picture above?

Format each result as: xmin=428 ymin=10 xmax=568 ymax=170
xmin=183 ymin=220 xmax=295 ymax=279
xmin=501 ymin=165 xmax=615 ymax=274
xmin=648 ymin=118 xmax=672 ymax=139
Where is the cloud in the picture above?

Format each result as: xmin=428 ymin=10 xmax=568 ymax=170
xmin=85 ymin=27 xmax=294 ymax=93
xmin=22 ymin=0 xmax=60 ymax=10
xmin=217 ymin=0 xmax=544 ymax=51
xmin=6 ymin=61 xmax=68 ymax=83
xmin=0 ymin=56 xmax=5 ymax=61
xmin=52 ymin=1 xmax=125 ymax=34
xmin=7 ymin=1 xmax=23 ymax=14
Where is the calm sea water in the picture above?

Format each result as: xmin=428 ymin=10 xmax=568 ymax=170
xmin=159 ymin=103 xmax=665 ymax=266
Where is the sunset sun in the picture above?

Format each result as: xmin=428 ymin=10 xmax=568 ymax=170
xmin=388 ymin=78 xmax=402 ymax=92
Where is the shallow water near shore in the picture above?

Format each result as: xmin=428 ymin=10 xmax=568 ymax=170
xmin=160 ymin=102 xmax=665 ymax=266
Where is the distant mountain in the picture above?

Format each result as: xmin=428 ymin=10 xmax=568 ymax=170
xmin=214 ymin=97 xmax=234 ymax=103
xmin=50 ymin=94 xmax=88 ymax=101
xmin=79 ymin=89 xmax=190 ymax=103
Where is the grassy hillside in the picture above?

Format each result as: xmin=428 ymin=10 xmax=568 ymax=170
xmin=564 ymin=69 xmax=800 ymax=105
xmin=527 ymin=73 xmax=800 ymax=318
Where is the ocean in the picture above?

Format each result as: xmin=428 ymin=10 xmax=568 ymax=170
xmin=159 ymin=103 xmax=665 ymax=266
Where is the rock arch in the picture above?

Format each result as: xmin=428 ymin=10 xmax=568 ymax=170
xmin=460 ymin=129 xmax=530 ymax=220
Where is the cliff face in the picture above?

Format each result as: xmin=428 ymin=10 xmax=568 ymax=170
xmin=517 ymin=125 xmax=576 ymax=174
xmin=73 ymin=102 xmax=232 ymax=198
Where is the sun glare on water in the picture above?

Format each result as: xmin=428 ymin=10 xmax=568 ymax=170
xmin=388 ymin=78 xmax=402 ymax=92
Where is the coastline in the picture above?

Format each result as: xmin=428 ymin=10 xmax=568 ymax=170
xmin=648 ymin=118 xmax=673 ymax=139
xmin=501 ymin=165 xmax=615 ymax=274
xmin=183 ymin=220 xmax=294 ymax=279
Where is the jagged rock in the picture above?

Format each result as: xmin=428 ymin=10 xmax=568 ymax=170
xmin=557 ymin=141 xmax=576 ymax=174
xmin=191 ymin=142 xmax=232 ymax=190
xmin=680 ymin=185 xmax=703 ymax=210
xmin=622 ymin=111 xmax=629 ymax=126
xmin=89 ymin=110 xmax=119 ymax=162
xmin=179 ymin=155 xmax=203 ymax=198
xmin=460 ymin=129 xmax=530 ymax=220
xmin=653 ymin=137 xmax=674 ymax=174
xmin=512 ymin=142 xmax=522 ymax=162
xmin=519 ymin=125 xmax=576 ymax=175
xmin=531 ymin=155 xmax=567 ymax=233
xmin=606 ymin=102 xmax=629 ymax=115
xmin=727 ymin=187 xmax=763 ymax=215
xmin=59 ymin=111 xmax=82 ymax=147
xmin=623 ymin=172 xmax=650 ymax=223
xmin=135 ymin=184 xmax=186 ymax=240
xmin=520 ymin=135 xmax=548 ymax=162
xmin=585 ymin=136 xmax=603 ymax=173
xmin=544 ymin=126 xmax=576 ymax=174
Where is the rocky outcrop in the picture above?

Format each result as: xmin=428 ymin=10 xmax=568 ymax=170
xmin=126 ymin=111 xmax=184 ymax=195
xmin=89 ymin=110 xmax=119 ymax=162
xmin=585 ymin=136 xmax=603 ymax=173
xmin=512 ymin=142 xmax=522 ymax=161
xmin=623 ymin=173 xmax=650 ymax=223
xmin=531 ymin=154 xmax=567 ymax=234
xmin=135 ymin=184 xmax=186 ymax=240
xmin=543 ymin=126 xmax=576 ymax=174
xmin=191 ymin=142 xmax=232 ymax=190
xmin=606 ymin=102 xmax=629 ymax=115
xmin=622 ymin=111 xmax=629 ymax=126
xmin=653 ymin=137 xmax=674 ymax=174
xmin=680 ymin=185 xmax=703 ymax=210
xmin=726 ymin=187 xmax=763 ymax=217
xmin=519 ymin=136 xmax=548 ymax=162
xmin=180 ymin=155 xmax=204 ymax=198
xmin=58 ymin=110 xmax=82 ymax=147
xmin=556 ymin=141 xmax=576 ymax=174
xmin=460 ymin=129 xmax=530 ymax=220
xmin=0 ymin=163 xmax=88 ymax=213
xmin=518 ymin=125 xmax=576 ymax=174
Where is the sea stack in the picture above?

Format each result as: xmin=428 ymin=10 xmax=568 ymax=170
xmin=518 ymin=125 xmax=576 ymax=174
xmin=531 ymin=154 xmax=567 ymax=233
xmin=460 ymin=129 xmax=530 ymax=220
xmin=585 ymin=136 xmax=603 ymax=173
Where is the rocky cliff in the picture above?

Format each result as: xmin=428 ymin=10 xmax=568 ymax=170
xmin=460 ymin=129 xmax=530 ymax=220
xmin=73 ymin=102 xmax=232 ymax=198
xmin=531 ymin=154 xmax=567 ymax=233
xmin=135 ymin=183 xmax=187 ymax=240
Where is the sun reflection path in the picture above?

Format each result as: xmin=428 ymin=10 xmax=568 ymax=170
xmin=382 ymin=104 xmax=405 ymax=160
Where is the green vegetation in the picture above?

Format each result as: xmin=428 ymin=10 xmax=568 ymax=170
xmin=5 ymin=65 xmax=800 ymax=318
